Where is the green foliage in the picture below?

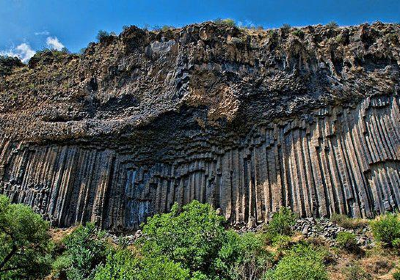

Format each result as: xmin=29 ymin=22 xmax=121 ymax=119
xmin=53 ymin=223 xmax=109 ymax=280
xmin=326 ymin=21 xmax=339 ymax=29
xmin=342 ymin=263 xmax=372 ymax=280
xmin=393 ymin=238 xmax=400 ymax=250
xmin=264 ymin=207 xmax=297 ymax=242
xmin=331 ymin=213 xmax=367 ymax=229
xmin=291 ymin=29 xmax=304 ymax=38
xmin=139 ymin=200 xmax=271 ymax=279
xmin=0 ymin=195 xmax=53 ymax=280
xmin=216 ymin=231 xmax=273 ymax=279
xmin=138 ymin=255 xmax=190 ymax=280
xmin=271 ymin=235 xmax=292 ymax=251
xmin=0 ymin=56 xmax=23 ymax=75
xmin=336 ymin=232 xmax=357 ymax=250
xmin=267 ymin=244 xmax=328 ymax=280
xmin=96 ymin=30 xmax=113 ymax=42
xmin=214 ymin=18 xmax=236 ymax=27
xmin=94 ymin=248 xmax=190 ymax=280
xmin=139 ymin=201 xmax=226 ymax=275
xmin=281 ymin=24 xmax=291 ymax=33
xmin=370 ymin=212 xmax=400 ymax=247
xmin=394 ymin=269 xmax=400 ymax=280
xmin=161 ymin=25 xmax=175 ymax=32
xmin=334 ymin=34 xmax=346 ymax=44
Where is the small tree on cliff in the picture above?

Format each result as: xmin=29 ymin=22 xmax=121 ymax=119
xmin=0 ymin=195 xmax=53 ymax=279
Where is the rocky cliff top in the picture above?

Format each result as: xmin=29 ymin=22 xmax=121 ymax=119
xmin=0 ymin=22 xmax=399 ymax=156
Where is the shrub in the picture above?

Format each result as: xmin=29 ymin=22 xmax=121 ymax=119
xmin=96 ymin=30 xmax=111 ymax=42
xmin=291 ymin=29 xmax=305 ymax=38
xmin=394 ymin=270 xmax=400 ymax=280
xmin=161 ymin=25 xmax=175 ymax=32
xmin=216 ymin=231 xmax=273 ymax=279
xmin=138 ymin=201 xmax=226 ymax=277
xmin=0 ymin=56 xmax=24 ymax=75
xmin=267 ymin=244 xmax=328 ymax=280
xmin=53 ymin=223 xmax=109 ymax=280
xmin=281 ymin=24 xmax=291 ymax=33
xmin=0 ymin=195 xmax=53 ymax=279
xmin=272 ymin=234 xmax=292 ymax=251
xmin=214 ymin=18 xmax=236 ymax=27
xmin=335 ymin=34 xmax=346 ymax=44
xmin=393 ymin=238 xmax=400 ymax=250
xmin=331 ymin=213 xmax=368 ymax=229
xmin=138 ymin=200 xmax=271 ymax=279
xmin=327 ymin=21 xmax=339 ymax=29
xmin=94 ymin=248 xmax=190 ymax=280
xmin=342 ymin=263 xmax=372 ymax=280
xmin=370 ymin=212 xmax=400 ymax=247
xmin=336 ymin=232 xmax=357 ymax=250
xmin=264 ymin=207 xmax=297 ymax=240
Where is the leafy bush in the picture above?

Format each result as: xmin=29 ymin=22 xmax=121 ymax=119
xmin=0 ymin=56 xmax=23 ymax=75
xmin=53 ymin=223 xmax=109 ymax=280
xmin=336 ymin=232 xmax=357 ymax=250
xmin=138 ymin=201 xmax=226 ymax=275
xmin=161 ymin=25 xmax=175 ymax=32
xmin=291 ymin=29 xmax=304 ymax=38
xmin=267 ymin=244 xmax=327 ymax=280
xmin=0 ymin=195 xmax=53 ymax=279
xmin=138 ymin=200 xmax=271 ymax=279
xmin=281 ymin=24 xmax=291 ymax=33
xmin=94 ymin=248 xmax=190 ymax=280
xmin=214 ymin=18 xmax=236 ymax=27
xmin=393 ymin=238 xmax=400 ymax=250
xmin=394 ymin=269 xmax=400 ymax=280
xmin=272 ymin=235 xmax=292 ymax=251
xmin=370 ymin=212 xmax=400 ymax=247
xmin=331 ymin=213 xmax=368 ymax=229
xmin=264 ymin=207 xmax=297 ymax=242
xmin=327 ymin=21 xmax=339 ymax=29
xmin=216 ymin=231 xmax=273 ymax=279
xmin=96 ymin=30 xmax=116 ymax=42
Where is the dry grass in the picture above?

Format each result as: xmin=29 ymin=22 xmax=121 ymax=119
xmin=331 ymin=213 xmax=369 ymax=230
xmin=48 ymin=226 xmax=78 ymax=244
xmin=327 ymin=243 xmax=400 ymax=280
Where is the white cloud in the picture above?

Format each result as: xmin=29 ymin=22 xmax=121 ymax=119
xmin=34 ymin=31 xmax=50 ymax=36
xmin=46 ymin=37 xmax=64 ymax=51
xmin=0 ymin=43 xmax=36 ymax=63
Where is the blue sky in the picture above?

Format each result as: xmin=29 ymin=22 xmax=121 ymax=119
xmin=0 ymin=0 xmax=399 ymax=62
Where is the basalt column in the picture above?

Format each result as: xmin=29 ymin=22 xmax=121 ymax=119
xmin=1 ymin=95 xmax=399 ymax=231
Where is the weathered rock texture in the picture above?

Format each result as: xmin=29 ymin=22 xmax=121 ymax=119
xmin=0 ymin=22 xmax=399 ymax=231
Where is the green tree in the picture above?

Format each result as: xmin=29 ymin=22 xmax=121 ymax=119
xmin=138 ymin=201 xmax=226 ymax=277
xmin=53 ymin=223 xmax=109 ymax=280
xmin=138 ymin=200 xmax=271 ymax=279
xmin=0 ymin=195 xmax=53 ymax=279
xmin=96 ymin=30 xmax=110 ymax=42
xmin=0 ymin=56 xmax=23 ymax=76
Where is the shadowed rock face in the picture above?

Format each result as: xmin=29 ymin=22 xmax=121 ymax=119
xmin=0 ymin=22 xmax=399 ymax=231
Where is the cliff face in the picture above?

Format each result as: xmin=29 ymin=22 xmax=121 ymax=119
xmin=0 ymin=22 xmax=399 ymax=231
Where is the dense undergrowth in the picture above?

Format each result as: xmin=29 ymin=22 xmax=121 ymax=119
xmin=0 ymin=194 xmax=399 ymax=280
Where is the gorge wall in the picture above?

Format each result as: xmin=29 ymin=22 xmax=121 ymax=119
xmin=0 ymin=22 xmax=399 ymax=231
